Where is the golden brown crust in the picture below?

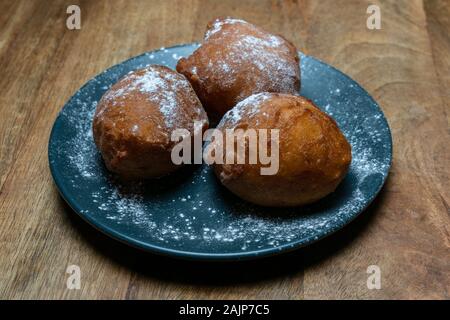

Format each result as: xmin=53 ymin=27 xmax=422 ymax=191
xmin=177 ymin=17 xmax=300 ymax=120
xmin=92 ymin=65 xmax=208 ymax=179
xmin=213 ymin=93 xmax=352 ymax=207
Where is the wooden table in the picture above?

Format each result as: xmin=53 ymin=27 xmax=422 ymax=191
xmin=0 ymin=0 xmax=449 ymax=299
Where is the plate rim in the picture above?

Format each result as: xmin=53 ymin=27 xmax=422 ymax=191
xmin=48 ymin=43 xmax=393 ymax=261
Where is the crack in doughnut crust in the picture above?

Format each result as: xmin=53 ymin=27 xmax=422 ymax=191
xmin=93 ymin=65 xmax=208 ymax=179
xmin=177 ymin=17 xmax=300 ymax=121
xmin=213 ymin=93 xmax=351 ymax=207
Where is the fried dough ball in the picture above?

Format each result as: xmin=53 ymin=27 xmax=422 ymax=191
xmin=92 ymin=65 xmax=208 ymax=179
xmin=177 ymin=17 xmax=300 ymax=120
xmin=212 ymin=93 xmax=351 ymax=207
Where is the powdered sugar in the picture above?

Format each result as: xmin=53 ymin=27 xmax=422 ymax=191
xmin=196 ymin=18 xmax=299 ymax=93
xmin=221 ymin=92 xmax=271 ymax=126
xmin=49 ymin=46 xmax=391 ymax=256
xmin=205 ymin=18 xmax=248 ymax=40
xmin=103 ymin=66 xmax=193 ymax=128
xmin=232 ymin=34 xmax=294 ymax=79
xmin=240 ymin=34 xmax=283 ymax=49
xmin=63 ymin=98 xmax=97 ymax=179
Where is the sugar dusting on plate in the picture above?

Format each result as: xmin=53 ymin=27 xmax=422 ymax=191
xmin=60 ymin=86 xmax=387 ymax=252
xmin=52 ymin=47 xmax=391 ymax=255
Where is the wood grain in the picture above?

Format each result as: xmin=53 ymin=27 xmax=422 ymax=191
xmin=0 ymin=0 xmax=448 ymax=299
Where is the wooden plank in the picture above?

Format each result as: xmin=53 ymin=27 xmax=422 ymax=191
xmin=299 ymin=0 xmax=450 ymax=299
xmin=0 ymin=0 xmax=448 ymax=299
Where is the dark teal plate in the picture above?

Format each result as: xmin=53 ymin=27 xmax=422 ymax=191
xmin=48 ymin=43 xmax=392 ymax=261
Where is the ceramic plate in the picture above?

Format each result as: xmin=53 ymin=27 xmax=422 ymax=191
xmin=48 ymin=43 xmax=392 ymax=260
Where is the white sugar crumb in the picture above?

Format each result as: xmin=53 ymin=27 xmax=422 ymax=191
xmin=219 ymin=62 xmax=230 ymax=73
xmin=131 ymin=124 xmax=139 ymax=133
xmin=221 ymin=92 xmax=271 ymax=126
xmin=65 ymin=99 xmax=97 ymax=178
xmin=103 ymin=66 xmax=192 ymax=128
xmin=172 ymin=53 xmax=182 ymax=60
